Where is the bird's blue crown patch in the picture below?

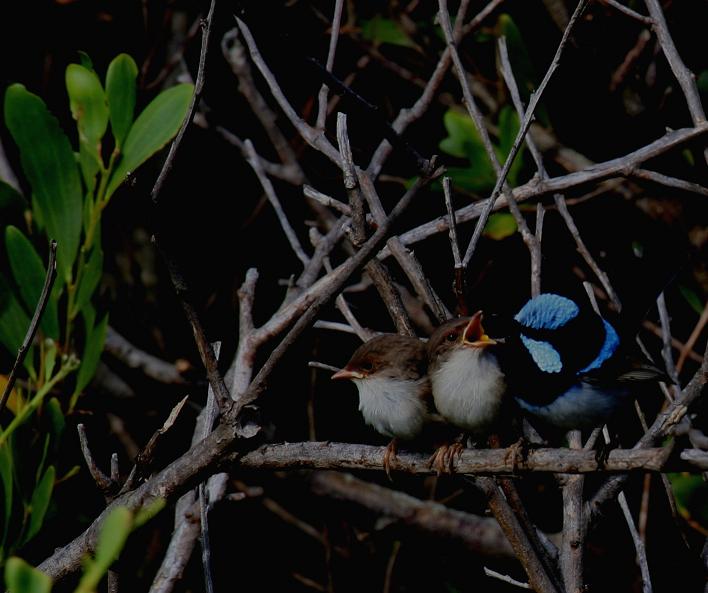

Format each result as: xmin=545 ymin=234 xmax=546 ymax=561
xmin=515 ymin=293 xmax=579 ymax=330
xmin=579 ymin=320 xmax=620 ymax=373
xmin=520 ymin=335 xmax=563 ymax=373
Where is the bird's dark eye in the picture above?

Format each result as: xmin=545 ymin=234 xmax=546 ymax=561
xmin=361 ymin=360 xmax=374 ymax=371
xmin=446 ymin=332 xmax=456 ymax=342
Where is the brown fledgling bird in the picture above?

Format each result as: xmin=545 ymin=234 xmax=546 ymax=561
xmin=426 ymin=312 xmax=506 ymax=471
xmin=331 ymin=333 xmax=437 ymax=478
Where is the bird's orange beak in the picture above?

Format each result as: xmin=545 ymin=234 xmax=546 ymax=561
xmin=331 ymin=367 xmax=364 ymax=380
xmin=462 ymin=311 xmax=497 ymax=348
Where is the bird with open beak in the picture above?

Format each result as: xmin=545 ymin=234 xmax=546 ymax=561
xmin=426 ymin=312 xmax=506 ymax=471
xmin=331 ymin=334 xmax=436 ymax=478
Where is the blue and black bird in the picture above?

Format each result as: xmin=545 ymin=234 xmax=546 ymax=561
xmin=489 ymin=293 xmax=666 ymax=434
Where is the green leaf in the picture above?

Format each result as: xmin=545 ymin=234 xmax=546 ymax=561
xmin=105 ymin=83 xmax=193 ymax=199
xmin=0 ymin=180 xmax=27 ymax=214
xmin=72 ymin=246 xmax=103 ymax=318
xmin=678 ymin=285 xmax=704 ymax=316
xmin=4 ymin=557 xmax=52 ymax=593
xmin=75 ymin=507 xmax=132 ymax=593
xmin=23 ymin=466 xmax=55 ymax=545
xmin=4 ymin=84 xmax=82 ymax=283
xmin=105 ymin=54 xmax=138 ymax=150
xmin=484 ymin=212 xmax=517 ymax=240
xmin=498 ymin=14 xmax=537 ymax=101
xmin=45 ymin=398 xmax=65 ymax=456
xmin=66 ymin=64 xmax=109 ymax=153
xmin=73 ymin=314 xmax=108 ymax=398
xmin=0 ymin=273 xmax=31 ymax=357
xmin=361 ymin=15 xmax=414 ymax=48
xmin=0 ymin=443 xmax=13 ymax=547
xmin=77 ymin=51 xmax=93 ymax=71
xmin=697 ymin=70 xmax=708 ymax=95
xmin=43 ymin=339 xmax=57 ymax=383
xmin=494 ymin=106 xmax=524 ymax=187
xmin=440 ymin=109 xmax=496 ymax=192
xmin=133 ymin=498 xmax=166 ymax=529
xmin=5 ymin=226 xmax=59 ymax=340
xmin=66 ymin=64 xmax=108 ymax=193
xmin=497 ymin=14 xmax=550 ymax=127
xmin=669 ymin=472 xmax=708 ymax=528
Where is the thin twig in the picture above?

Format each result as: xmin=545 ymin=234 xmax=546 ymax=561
xmin=439 ymin=0 xmax=543 ymax=290
xmin=235 ymin=17 xmax=342 ymax=165
xmin=460 ymin=0 xmax=590 ymax=269
xmin=232 ymin=165 xmax=442 ymax=413
xmin=104 ymin=326 xmax=184 ymax=385
xmin=310 ymin=471 xmax=513 ymax=558
xmin=483 ymin=568 xmax=532 ymax=589
xmin=474 ymin=477 xmax=560 ymax=593
xmin=676 ymin=301 xmax=708 ymax=373
xmin=643 ymin=0 xmax=707 ymax=159
xmin=442 ymin=177 xmax=467 ymax=314
xmin=337 ymin=113 xmax=416 ymax=335
xmin=367 ymin=0 xmax=506 ymax=178
xmin=656 ymin=292 xmax=680 ymax=387
xmin=631 ymin=168 xmax=708 ymax=197
xmin=379 ymin=124 xmax=707 ymax=258
xmin=0 ymin=240 xmax=57 ymax=417
xmin=316 ymin=0 xmax=345 ymax=130
xmin=151 ymin=0 xmax=216 ymax=201
xmin=77 ymin=424 xmax=114 ymax=495
xmin=244 ymin=139 xmax=311 ymax=266
xmin=600 ymin=0 xmax=654 ymax=25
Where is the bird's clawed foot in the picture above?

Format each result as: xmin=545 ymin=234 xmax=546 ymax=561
xmin=428 ymin=441 xmax=465 ymax=475
xmin=503 ymin=436 xmax=535 ymax=472
xmin=383 ymin=438 xmax=399 ymax=481
xmin=594 ymin=433 xmax=619 ymax=467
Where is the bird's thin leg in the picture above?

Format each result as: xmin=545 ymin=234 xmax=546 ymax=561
xmin=383 ymin=437 xmax=399 ymax=481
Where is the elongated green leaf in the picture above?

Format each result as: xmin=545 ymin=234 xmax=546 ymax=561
xmin=45 ymin=398 xmax=65 ymax=456
xmin=4 ymin=557 xmax=52 ymax=593
xmin=106 ymin=54 xmax=138 ymax=150
xmin=95 ymin=506 xmax=132 ymax=566
xmin=66 ymin=64 xmax=108 ymax=192
xmin=72 ymin=246 xmax=103 ymax=318
xmin=5 ymin=227 xmax=59 ymax=340
xmin=75 ymin=507 xmax=132 ymax=593
xmin=4 ymin=84 xmax=82 ymax=283
xmin=0 ymin=273 xmax=31 ymax=356
xmin=0 ymin=180 xmax=26 ymax=214
xmin=74 ymin=314 xmax=108 ymax=397
xmin=105 ymin=83 xmax=193 ymax=199
xmin=0 ymin=443 xmax=13 ymax=547
xmin=66 ymin=64 xmax=109 ymax=151
xmin=23 ymin=466 xmax=55 ymax=545
xmin=43 ymin=339 xmax=57 ymax=383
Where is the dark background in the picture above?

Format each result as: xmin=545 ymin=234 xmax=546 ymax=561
xmin=1 ymin=0 xmax=707 ymax=591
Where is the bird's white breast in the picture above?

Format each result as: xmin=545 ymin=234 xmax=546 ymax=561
xmin=431 ymin=348 xmax=505 ymax=435
xmin=353 ymin=376 xmax=427 ymax=440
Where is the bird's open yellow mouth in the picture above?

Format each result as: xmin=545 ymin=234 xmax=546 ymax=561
xmin=462 ymin=311 xmax=497 ymax=348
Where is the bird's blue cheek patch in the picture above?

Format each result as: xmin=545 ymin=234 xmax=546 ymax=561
xmin=579 ymin=320 xmax=620 ymax=373
xmin=520 ymin=335 xmax=563 ymax=373
xmin=515 ymin=293 xmax=579 ymax=330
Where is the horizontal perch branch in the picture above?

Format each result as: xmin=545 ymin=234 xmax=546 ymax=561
xmin=230 ymin=441 xmax=694 ymax=474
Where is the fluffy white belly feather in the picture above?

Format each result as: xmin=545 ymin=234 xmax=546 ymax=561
xmin=353 ymin=376 xmax=427 ymax=440
xmin=431 ymin=348 xmax=505 ymax=435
